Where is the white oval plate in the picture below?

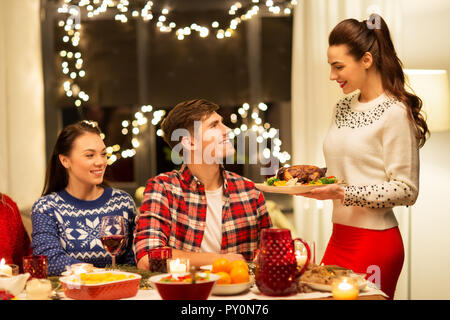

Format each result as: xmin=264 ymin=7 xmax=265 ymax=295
xmin=255 ymin=183 xmax=344 ymax=194
xmin=199 ymin=265 xmax=212 ymax=272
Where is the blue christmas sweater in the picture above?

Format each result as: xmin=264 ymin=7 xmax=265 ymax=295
xmin=31 ymin=188 xmax=137 ymax=276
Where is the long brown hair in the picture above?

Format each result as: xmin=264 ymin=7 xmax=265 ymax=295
xmin=42 ymin=121 xmax=108 ymax=196
xmin=329 ymin=14 xmax=429 ymax=148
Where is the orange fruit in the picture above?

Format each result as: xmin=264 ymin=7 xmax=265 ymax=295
xmin=212 ymin=258 xmax=231 ymax=273
xmin=229 ymin=267 xmax=250 ymax=284
xmin=230 ymin=260 xmax=248 ymax=272
xmin=215 ymin=271 xmax=232 ymax=285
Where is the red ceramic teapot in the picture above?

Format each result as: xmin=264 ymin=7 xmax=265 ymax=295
xmin=255 ymin=228 xmax=311 ymax=296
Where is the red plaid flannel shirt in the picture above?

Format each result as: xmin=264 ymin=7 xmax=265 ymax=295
xmin=133 ymin=165 xmax=272 ymax=262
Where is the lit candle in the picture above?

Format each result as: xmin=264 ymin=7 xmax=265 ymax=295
xmin=332 ymin=277 xmax=359 ymax=300
xmin=26 ymin=278 xmax=53 ymax=300
xmin=295 ymin=250 xmax=307 ymax=267
xmin=0 ymin=258 xmax=13 ymax=277
xmin=70 ymin=263 xmax=94 ymax=275
xmin=168 ymin=258 xmax=189 ymax=274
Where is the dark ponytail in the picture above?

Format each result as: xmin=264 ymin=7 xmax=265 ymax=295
xmin=329 ymin=14 xmax=429 ymax=148
xmin=42 ymin=121 xmax=107 ymax=196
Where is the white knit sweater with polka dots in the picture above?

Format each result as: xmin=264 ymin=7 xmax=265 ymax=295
xmin=323 ymin=92 xmax=419 ymax=230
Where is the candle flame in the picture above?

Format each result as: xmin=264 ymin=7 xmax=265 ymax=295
xmin=338 ymin=278 xmax=354 ymax=290
xmin=0 ymin=258 xmax=5 ymax=266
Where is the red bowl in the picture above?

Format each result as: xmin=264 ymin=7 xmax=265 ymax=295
xmin=149 ymin=273 xmax=220 ymax=300
xmin=59 ymin=271 xmax=141 ymax=300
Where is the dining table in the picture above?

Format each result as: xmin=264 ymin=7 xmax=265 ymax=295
xmin=125 ymin=286 xmax=387 ymax=300
xmin=7 ymin=262 xmax=389 ymax=301
xmin=15 ymin=280 xmax=387 ymax=300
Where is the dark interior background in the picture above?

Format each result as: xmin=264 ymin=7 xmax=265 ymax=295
xmin=42 ymin=0 xmax=294 ymax=211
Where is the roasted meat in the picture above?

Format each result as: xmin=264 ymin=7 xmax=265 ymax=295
xmin=276 ymin=165 xmax=327 ymax=184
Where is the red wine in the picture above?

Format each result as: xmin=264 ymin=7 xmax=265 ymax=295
xmin=101 ymin=235 xmax=125 ymax=255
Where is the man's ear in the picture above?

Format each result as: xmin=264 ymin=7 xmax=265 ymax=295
xmin=362 ymin=51 xmax=373 ymax=69
xmin=58 ymin=154 xmax=70 ymax=169
xmin=181 ymin=136 xmax=196 ymax=151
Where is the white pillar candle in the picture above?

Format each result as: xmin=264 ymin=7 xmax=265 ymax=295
xmin=0 ymin=258 xmax=12 ymax=277
xmin=168 ymin=258 xmax=189 ymax=273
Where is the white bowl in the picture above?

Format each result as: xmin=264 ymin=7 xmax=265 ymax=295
xmin=199 ymin=265 xmax=212 ymax=272
xmin=212 ymin=280 xmax=252 ymax=296
xmin=0 ymin=273 xmax=30 ymax=296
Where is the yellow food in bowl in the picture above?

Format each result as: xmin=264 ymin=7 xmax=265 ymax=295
xmin=79 ymin=272 xmax=135 ymax=284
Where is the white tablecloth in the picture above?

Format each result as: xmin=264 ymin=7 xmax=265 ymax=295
xmin=125 ymin=284 xmax=387 ymax=300
xmin=16 ymin=283 xmax=385 ymax=300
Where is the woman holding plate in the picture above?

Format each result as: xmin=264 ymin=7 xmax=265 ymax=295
xmin=298 ymin=14 xmax=429 ymax=299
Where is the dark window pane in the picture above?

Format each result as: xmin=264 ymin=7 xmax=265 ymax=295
xmin=261 ymin=16 xmax=292 ymax=102
xmin=146 ymin=10 xmax=249 ymax=106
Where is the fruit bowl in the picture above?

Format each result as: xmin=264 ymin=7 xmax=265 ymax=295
xmin=212 ymin=280 xmax=253 ymax=296
xmin=59 ymin=270 xmax=141 ymax=300
xmin=149 ymin=273 xmax=220 ymax=300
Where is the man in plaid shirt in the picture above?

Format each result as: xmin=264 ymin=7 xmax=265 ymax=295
xmin=134 ymin=99 xmax=272 ymax=269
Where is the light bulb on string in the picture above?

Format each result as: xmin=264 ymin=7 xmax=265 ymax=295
xmin=56 ymin=1 xmax=298 ymax=165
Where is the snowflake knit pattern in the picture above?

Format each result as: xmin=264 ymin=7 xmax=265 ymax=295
xmin=31 ymin=188 xmax=137 ymax=276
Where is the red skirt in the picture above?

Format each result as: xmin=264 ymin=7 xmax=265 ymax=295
xmin=321 ymin=223 xmax=404 ymax=299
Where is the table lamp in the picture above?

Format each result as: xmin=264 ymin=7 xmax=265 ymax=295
xmin=404 ymin=69 xmax=450 ymax=132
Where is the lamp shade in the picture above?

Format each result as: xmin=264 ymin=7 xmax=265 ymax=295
xmin=404 ymin=69 xmax=450 ymax=132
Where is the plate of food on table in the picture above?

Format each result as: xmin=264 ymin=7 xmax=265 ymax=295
xmin=59 ymin=269 xmax=142 ymax=300
xmin=298 ymin=264 xmax=369 ymax=293
xmin=255 ymin=165 xmax=344 ymax=194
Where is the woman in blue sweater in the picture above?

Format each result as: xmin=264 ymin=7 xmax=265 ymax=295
xmin=31 ymin=121 xmax=137 ymax=275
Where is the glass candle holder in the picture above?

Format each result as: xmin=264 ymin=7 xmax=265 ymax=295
xmin=0 ymin=258 xmax=13 ymax=276
xmin=167 ymin=258 xmax=190 ymax=274
xmin=70 ymin=263 xmax=94 ymax=275
xmin=23 ymin=255 xmax=48 ymax=279
xmin=8 ymin=264 xmax=19 ymax=276
xmin=148 ymin=247 xmax=172 ymax=273
xmin=331 ymin=276 xmax=360 ymax=300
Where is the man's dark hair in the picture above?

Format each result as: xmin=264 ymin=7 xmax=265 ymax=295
xmin=161 ymin=99 xmax=220 ymax=149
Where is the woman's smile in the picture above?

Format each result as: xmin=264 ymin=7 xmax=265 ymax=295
xmin=90 ymin=169 xmax=104 ymax=177
xmin=337 ymin=80 xmax=347 ymax=88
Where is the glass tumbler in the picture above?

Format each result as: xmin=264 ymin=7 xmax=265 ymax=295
xmin=148 ymin=247 xmax=172 ymax=273
xmin=23 ymin=255 xmax=48 ymax=279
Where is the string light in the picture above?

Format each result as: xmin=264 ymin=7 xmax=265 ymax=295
xmin=57 ymin=0 xmax=297 ymax=165
xmin=228 ymin=101 xmax=291 ymax=165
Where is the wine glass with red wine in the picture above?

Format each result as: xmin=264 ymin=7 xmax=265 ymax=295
xmin=100 ymin=215 xmax=126 ymax=269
